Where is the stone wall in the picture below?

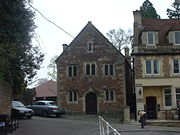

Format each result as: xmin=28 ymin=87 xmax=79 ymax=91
xmin=57 ymin=22 xmax=128 ymax=115
xmin=134 ymin=55 xmax=180 ymax=79
xmin=0 ymin=82 xmax=11 ymax=116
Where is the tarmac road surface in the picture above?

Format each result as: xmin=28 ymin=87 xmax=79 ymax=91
xmin=1 ymin=115 xmax=180 ymax=135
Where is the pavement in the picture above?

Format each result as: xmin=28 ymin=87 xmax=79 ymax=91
xmin=111 ymin=120 xmax=180 ymax=133
xmin=65 ymin=115 xmax=180 ymax=133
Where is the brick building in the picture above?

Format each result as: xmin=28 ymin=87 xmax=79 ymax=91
xmin=56 ymin=21 xmax=134 ymax=115
xmin=132 ymin=11 xmax=180 ymax=120
xmin=0 ymin=82 xmax=11 ymax=117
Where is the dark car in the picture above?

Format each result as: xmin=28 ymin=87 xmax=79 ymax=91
xmin=27 ymin=100 xmax=65 ymax=117
xmin=12 ymin=101 xmax=34 ymax=119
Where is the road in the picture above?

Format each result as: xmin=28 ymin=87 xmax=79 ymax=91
xmin=0 ymin=116 xmax=180 ymax=135
xmin=9 ymin=116 xmax=99 ymax=135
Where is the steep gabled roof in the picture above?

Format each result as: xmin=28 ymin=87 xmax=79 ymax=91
xmin=56 ymin=21 xmax=124 ymax=62
xmin=141 ymin=19 xmax=180 ymax=44
xmin=35 ymin=80 xmax=57 ymax=98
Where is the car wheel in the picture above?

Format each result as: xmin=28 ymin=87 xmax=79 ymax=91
xmin=27 ymin=115 xmax=32 ymax=119
xmin=42 ymin=111 xmax=48 ymax=117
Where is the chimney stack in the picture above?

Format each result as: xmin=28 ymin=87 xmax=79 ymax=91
xmin=133 ymin=10 xmax=142 ymax=25
xmin=124 ymin=47 xmax=131 ymax=63
xmin=62 ymin=44 xmax=68 ymax=51
xmin=133 ymin=10 xmax=142 ymax=45
xmin=124 ymin=47 xmax=129 ymax=57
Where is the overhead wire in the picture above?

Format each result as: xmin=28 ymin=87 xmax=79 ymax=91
xmin=27 ymin=3 xmax=75 ymax=39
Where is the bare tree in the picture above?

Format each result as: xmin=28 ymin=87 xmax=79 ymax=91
xmin=36 ymin=78 xmax=49 ymax=86
xmin=47 ymin=55 xmax=58 ymax=81
xmin=106 ymin=28 xmax=132 ymax=51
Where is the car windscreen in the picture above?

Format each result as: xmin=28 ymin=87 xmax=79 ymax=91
xmin=12 ymin=101 xmax=25 ymax=108
xmin=47 ymin=102 xmax=56 ymax=106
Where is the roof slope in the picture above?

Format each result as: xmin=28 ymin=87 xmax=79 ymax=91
xmin=56 ymin=21 xmax=124 ymax=62
xmin=35 ymin=80 xmax=57 ymax=97
xmin=142 ymin=19 xmax=180 ymax=44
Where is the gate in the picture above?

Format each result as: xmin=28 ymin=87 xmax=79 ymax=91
xmin=99 ymin=116 xmax=121 ymax=135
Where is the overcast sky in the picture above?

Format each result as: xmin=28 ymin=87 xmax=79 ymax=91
xmin=31 ymin=0 xmax=173 ymax=82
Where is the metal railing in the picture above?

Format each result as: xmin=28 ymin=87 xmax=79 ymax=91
xmin=99 ymin=116 xmax=121 ymax=135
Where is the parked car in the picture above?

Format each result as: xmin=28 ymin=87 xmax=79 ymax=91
xmin=12 ymin=101 xmax=34 ymax=119
xmin=27 ymin=100 xmax=65 ymax=117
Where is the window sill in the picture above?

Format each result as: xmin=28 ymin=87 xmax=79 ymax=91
xmin=68 ymin=101 xmax=78 ymax=104
xmin=145 ymin=74 xmax=160 ymax=76
xmin=104 ymin=101 xmax=115 ymax=103
xmin=85 ymin=75 xmax=96 ymax=77
xmin=146 ymin=44 xmax=156 ymax=46
xmin=103 ymin=75 xmax=115 ymax=77
xmin=163 ymin=107 xmax=173 ymax=110
xmin=174 ymin=44 xmax=180 ymax=46
xmin=172 ymin=73 xmax=180 ymax=76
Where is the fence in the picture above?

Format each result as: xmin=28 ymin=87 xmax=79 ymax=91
xmin=99 ymin=116 xmax=121 ymax=135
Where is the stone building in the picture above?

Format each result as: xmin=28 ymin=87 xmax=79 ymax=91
xmin=56 ymin=21 xmax=134 ymax=115
xmin=132 ymin=11 xmax=180 ymax=119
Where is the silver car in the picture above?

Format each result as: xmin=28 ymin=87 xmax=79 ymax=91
xmin=12 ymin=101 xmax=34 ymax=119
xmin=28 ymin=100 xmax=65 ymax=117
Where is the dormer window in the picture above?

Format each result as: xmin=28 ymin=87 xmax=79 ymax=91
xmin=87 ymin=41 xmax=93 ymax=52
xmin=147 ymin=32 xmax=155 ymax=45
xmin=142 ymin=32 xmax=158 ymax=45
xmin=174 ymin=31 xmax=180 ymax=45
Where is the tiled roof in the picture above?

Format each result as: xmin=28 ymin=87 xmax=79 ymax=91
xmin=35 ymin=80 xmax=57 ymax=97
xmin=141 ymin=19 xmax=180 ymax=44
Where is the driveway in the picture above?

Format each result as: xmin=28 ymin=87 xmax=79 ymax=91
xmin=7 ymin=116 xmax=100 ymax=135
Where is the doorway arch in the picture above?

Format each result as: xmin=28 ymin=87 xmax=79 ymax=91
xmin=85 ymin=92 xmax=97 ymax=114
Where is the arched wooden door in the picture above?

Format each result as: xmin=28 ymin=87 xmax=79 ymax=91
xmin=85 ymin=92 xmax=97 ymax=114
xmin=146 ymin=96 xmax=157 ymax=119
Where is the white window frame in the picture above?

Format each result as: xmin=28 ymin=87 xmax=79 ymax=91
xmin=163 ymin=88 xmax=172 ymax=109
xmin=145 ymin=60 xmax=160 ymax=75
xmin=85 ymin=63 xmax=96 ymax=76
xmin=172 ymin=59 xmax=180 ymax=74
xmin=104 ymin=64 xmax=114 ymax=76
xmin=68 ymin=91 xmax=78 ymax=103
xmin=147 ymin=32 xmax=155 ymax=46
xmin=104 ymin=90 xmax=115 ymax=102
xmin=174 ymin=31 xmax=180 ymax=45
xmin=68 ymin=65 xmax=78 ymax=77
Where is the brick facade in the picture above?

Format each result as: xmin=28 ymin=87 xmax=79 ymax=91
xmin=0 ymin=82 xmax=11 ymax=116
xmin=56 ymin=22 xmax=131 ymax=115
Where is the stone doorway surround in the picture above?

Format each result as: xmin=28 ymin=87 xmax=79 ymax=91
xmin=83 ymin=87 xmax=98 ymax=114
xmin=85 ymin=92 xmax=97 ymax=114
